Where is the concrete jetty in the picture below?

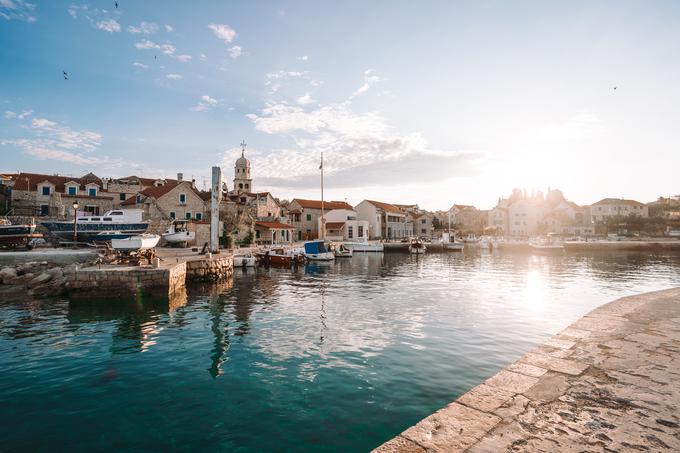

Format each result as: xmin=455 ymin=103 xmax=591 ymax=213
xmin=374 ymin=287 xmax=680 ymax=452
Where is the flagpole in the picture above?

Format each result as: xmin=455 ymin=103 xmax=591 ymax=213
xmin=320 ymin=152 xmax=325 ymax=240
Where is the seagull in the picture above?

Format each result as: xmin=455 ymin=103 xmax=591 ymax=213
xmin=613 ymin=86 xmax=617 ymax=91
xmin=63 ymin=71 xmax=69 ymax=80
xmin=114 ymin=1 xmax=118 ymax=8
xmin=154 ymin=55 xmax=157 ymax=60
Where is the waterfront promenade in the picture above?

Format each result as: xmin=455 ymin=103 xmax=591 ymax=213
xmin=375 ymin=287 xmax=680 ymax=452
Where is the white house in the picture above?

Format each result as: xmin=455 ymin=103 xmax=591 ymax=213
xmin=316 ymin=208 xmax=370 ymax=241
xmin=590 ymin=198 xmax=649 ymax=222
xmin=355 ymin=200 xmax=408 ymax=239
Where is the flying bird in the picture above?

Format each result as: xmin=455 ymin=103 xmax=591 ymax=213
xmin=613 ymin=86 xmax=617 ymax=91
xmin=114 ymin=1 xmax=118 ymax=8
xmin=63 ymin=71 xmax=69 ymax=80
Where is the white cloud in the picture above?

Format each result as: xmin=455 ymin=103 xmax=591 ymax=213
xmin=164 ymin=24 xmax=173 ymax=32
xmin=96 ymin=18 xmax=120 ymax=32
xmin=133 ymin=62 xmax=149 ymax=69
xmin=161 ymin=43 xmax=175 ymax=55
xmin=297 ymin=55 xmax=309 ymax=61
xmin=191 ymin=95 xmax=219 ymax=112
xmin=208 ymin=23 xmax=236 ymax=43
xmin=199 ymin=53 xmax=207 ymax=61
xmin=296 ymin=92 xmax=315 ymax=105
xmin=134 ymin=39 xmax=160 ymax=49
xmin=228 ymin=45 xmax=241 ymax=59
xmin=4 ymin=111 xmax=17 ymax=119
xmin=175 ymin=54 xmax=192 ymax=62
xmin=266 ymin=70 xmax=307 ymax=80
xmin=67 ymin=4 xmax=86 ymax=19
xmin=0 ymin=0 xmax=36 ymax=22
xmin=127 ymin=21 xmax=158 ymax=34
xmin=350 ymin=69 xmax=385 ymax=99
xmin=166 ymin=74 xmax=182 ymax=80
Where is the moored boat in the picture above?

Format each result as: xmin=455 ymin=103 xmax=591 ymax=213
xmin=408 ymin=238 xmax=427 ymax=254
xmin=333 ymin=243 xmax=353 ymax=257
xmin=42 ymin=209 xmax=148 ymax=243
xmin=111 ymin=233 xmax=161 ymax=251
xmin=255 ymin=247 xmax=305 ymax=267
xmin=528 ymin=235 xmax=565 ymax=253
xmin=0 ymin=218 xmax=39 ymax=248
xmin=233 ymin=252 xmax=257 ymax=267
xmin=304 ymin=240 xmax=335 ymax=261
xmin=342 ymin=237 xmax=384 ymax=252
xmin=162 ymin=220 xmax=195 ymax=246
xmin=442 ymin=232 xmax=464 ymax=251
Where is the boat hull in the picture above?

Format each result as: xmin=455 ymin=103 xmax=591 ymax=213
xmin=162 ymin=231 xmax=195 ymax=243
xmin=343 ymin=241 xmax=384 ymax=252
xmin=256 ymin=253 xmax=305 ymax=267
xmin=305 ymin=252 xmax=335 ymax=261
xmin=111 ymin=234 xmax=160 ymax=251
xmin=443 ymin=243 xmax=464 ymax=251
xmin=42 ymin=221 xmax=149 ymax=242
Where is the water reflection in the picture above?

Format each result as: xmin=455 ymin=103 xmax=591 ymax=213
xmin=1 ymin=251 xmax=679 ymax=452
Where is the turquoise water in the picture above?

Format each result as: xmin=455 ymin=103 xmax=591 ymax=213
xmin=1 ymin=251 xmax=680 ymax=452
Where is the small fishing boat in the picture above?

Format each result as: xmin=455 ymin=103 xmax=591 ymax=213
xmin=0 ymin=218 xmax=38 ymax=248
xmin=256 ymin=247 xmax=305 ymax=267
xmin=304 ymin=240 xmax=335 ymax=261
xmin=442 ymin=232 xmax=464 ymax=251
xmin=409 ymin=238 xmax=427 ymax=254
xmin=342 ymin=237 xmax=384 ymax=252
xmin=233 ymin=252 xmax=257 ymax=267
xmin=111 ymin=233 xmax=161 ymax=251
xmin=162 ymin=220 xmax=195 ymax=246
xmin=333 ymin=243 xmax=353 ymax=258
xmin=528 ymin=235 xmax=565 ymax=253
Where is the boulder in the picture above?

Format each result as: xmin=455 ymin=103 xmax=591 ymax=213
xmin=0 ymin=267 xmax=17 ymax=284
xmin=28 ymin=272 xmax=52 ymax=289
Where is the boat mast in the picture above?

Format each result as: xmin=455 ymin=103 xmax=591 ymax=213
xmin=320 ymin=152 xmax=325 ymax=240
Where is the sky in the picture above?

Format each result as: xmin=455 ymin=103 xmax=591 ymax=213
xmin=1 ymin=1 xmax=679 ymax=210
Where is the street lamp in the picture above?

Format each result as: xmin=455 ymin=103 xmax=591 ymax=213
xmin=72 ymin=200 xmax=79 ymax=244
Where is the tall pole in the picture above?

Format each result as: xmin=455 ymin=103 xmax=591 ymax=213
xmin=210 ymin=166 xmax=222 ymax=253
xmin=73 ymin=202 xmax=78 ymax=244
xmin=320 ymin=152 xmax=325 ymax=240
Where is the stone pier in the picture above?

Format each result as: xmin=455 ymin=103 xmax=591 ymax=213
xmin=64 ymin=253 xmax=233 ymax=301
xmin=375 ymin=287 xmax=680 ymax=452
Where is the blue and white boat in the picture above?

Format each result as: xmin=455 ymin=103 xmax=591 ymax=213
xmin=303 ymin=240 xmax=335 ymax=261
xmin=42 ymin=209 xmax=148 ymax=242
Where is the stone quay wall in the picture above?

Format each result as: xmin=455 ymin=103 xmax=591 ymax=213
xmin=65 ymin=262 xmax=187 ymax=301
xmin=374 ymin=287 xmax=680 ymax=452
xmin=185 ymin=256 xmax=233 ymax=281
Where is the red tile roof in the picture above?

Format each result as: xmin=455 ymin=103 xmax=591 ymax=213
xmin=592 ymin=198 xmax=644 ymax=206
xmin=325 ymin=222 xmax=345 ymax=229
xmin=255 ymin=221 xmax=295 ymax=229
xmin=364 ymin=200 xmax=404 ymax=214
xmin=292 ymin=198 xmax=353 ymax=210
xmin=12 ymin=172 xmax=102 ymax=192
xmin=120 ymin=181 xmax=206 ymax=205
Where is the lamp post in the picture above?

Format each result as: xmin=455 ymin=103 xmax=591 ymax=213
xmin=72 ymin=201 xmax=79 ymax=244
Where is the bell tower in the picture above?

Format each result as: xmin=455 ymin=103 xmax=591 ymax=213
xmin=233 ymin=140 xmax=252 ymax=193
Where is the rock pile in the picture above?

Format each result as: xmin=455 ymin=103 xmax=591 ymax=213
xmin=0 ymin=261 xmax=90 ymax=298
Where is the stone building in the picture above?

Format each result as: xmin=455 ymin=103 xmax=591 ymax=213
xmin=448 ymin=204 xmax=487 ymax=233
xmin=590 ymin=198 xmax=649 ymax=222
xmin=10 ymin=172 xmax=116 ymax=217
xmin=121 ymin=180 xmax=210 ymax=222
xmin=411 ymin=211 xmax=435 ymax=238
xmin=254 ymin=221 xmax=295 ymax=244
xmin=315 ymin=208 xmax=370 ymax=241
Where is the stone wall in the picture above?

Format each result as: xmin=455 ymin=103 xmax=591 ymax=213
xmin=64 ymin=262 xmax=187 ymax=300
xmin=185 ymin=256 xmax=233 ymax=281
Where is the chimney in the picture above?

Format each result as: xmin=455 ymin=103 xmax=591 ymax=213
xmin=191 ymin=178 xmax=196 ymax=189
xmin=177 ymin=173 xmax=183 ymax=182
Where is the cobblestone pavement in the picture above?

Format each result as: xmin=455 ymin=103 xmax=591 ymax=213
xmin=374 ymin=287 xmax=680 ymax=452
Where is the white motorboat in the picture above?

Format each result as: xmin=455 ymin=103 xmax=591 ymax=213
xmin=462 ymin=233 xmax=479 ymax=244
xmin=333 ymin=243 xmax=353 ymax=257
xmin=441 ymin=232 xmax=464 ymax=251
xmin=162 ymin=220 xmax=195 ymax=245
xmin=111 ymin=233 xmax=161 ymax=251
xmin=409 ymin=238 xmax=427 ymax=254
xmin=343 ymin=237 xmax=384 ymax=252
xmin=304 ymin=240 xmax=335 ymax=261
xmin=233 ymin=252 xmax=257 ymax=267
xmin=42 ymin=209 xmax=148 ymax=242
xmin=528 ymin=235 xmax=565 ymax=253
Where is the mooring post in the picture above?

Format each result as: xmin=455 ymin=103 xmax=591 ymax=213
xmin=211 ymin=166 xmax=222 ymax=253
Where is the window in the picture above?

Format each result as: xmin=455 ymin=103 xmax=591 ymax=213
xmin=245 ymin=184 xmax=249 ymax=189
xmin=195 ymin=213 xmax=202 ymax=221
xmin=103 ymin=218 xmax=112 ymax=221
xmin=88 ymin=188 xmax=97 ymax=197
xmin=67 ymin=186 xmax=77 ymax=196
xmin=40 ymin=204 xmax=49 ymax=216
xmin=421 ymin=228 xmax=427 ymax=234
xmin=421 ymin=219 xmax=426 ymax=224
xmin=306 ymin=214 xmax=312 ymax=221
xmin=256 ymin=230 xmax=261 ymax=238
xmin=119 ymin=193 xmax=126 ymax=201
xmin=185 ymin=212 xmax=191 ymax=220
xmin=41 ymin=186 xmax=50 ymax=195
xmin=358 ymin=225 xmax=364 ymax=237
xmin=136 ymin=195 xmax=142 ymax=203
xmin=179 ymin=193 xmax=187 ymax=204
xmin=348 ymin=226 xmax=353 ymax=239
xmin=169 ymin=211 xmax=176 ymax=219
xmin=239 ymin=183 xmax=243 ymax=189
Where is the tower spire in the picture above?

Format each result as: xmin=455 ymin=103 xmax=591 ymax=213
xmin=240 ymin=139 xmax=247 ymax=157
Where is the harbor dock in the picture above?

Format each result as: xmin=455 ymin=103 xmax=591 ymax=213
xmin=64 ymin=248 xmax=233 ymax=301
xmin=374 ymin=287 xmax=680 ymax=452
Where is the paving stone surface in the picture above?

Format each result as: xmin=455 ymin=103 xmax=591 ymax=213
xmin=373 ymin=287 xmax=680 ymax=452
